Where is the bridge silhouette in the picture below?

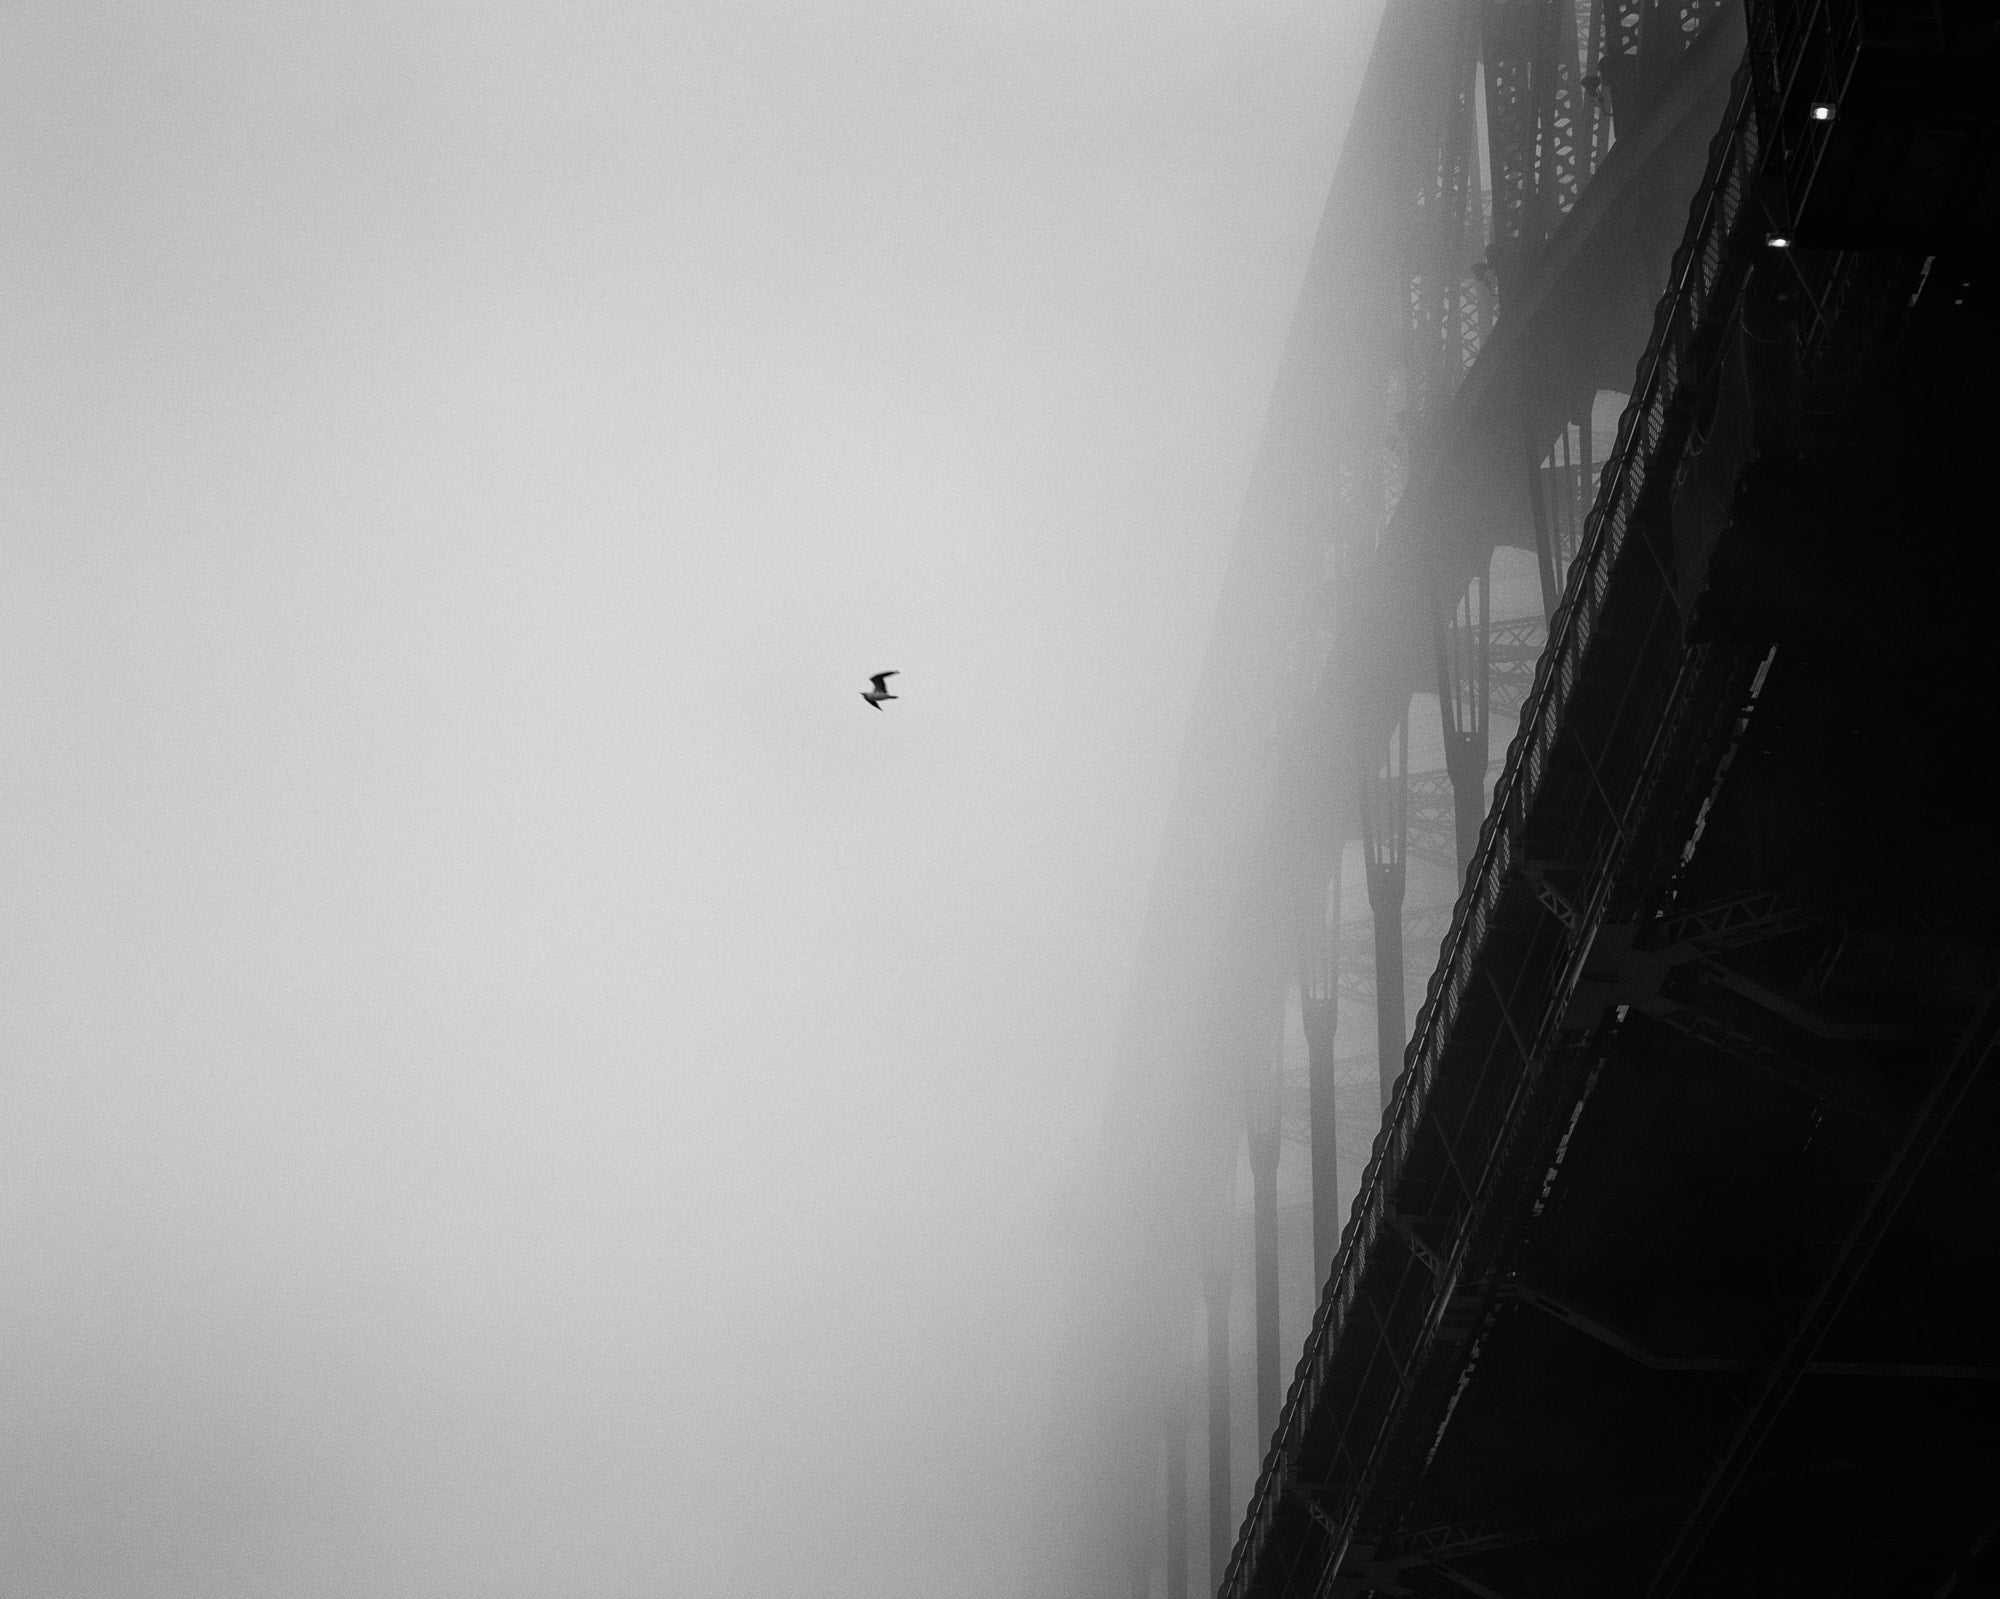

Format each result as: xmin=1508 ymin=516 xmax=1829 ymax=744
xmin=1052 ymin=1 xmax=2000 ymax=1595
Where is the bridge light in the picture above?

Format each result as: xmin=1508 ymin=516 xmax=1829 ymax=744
xmin=1765 ymin=232 xmax=1792 ymax=249
xmin=1809 ymin=102 xmax=1834 ymax=122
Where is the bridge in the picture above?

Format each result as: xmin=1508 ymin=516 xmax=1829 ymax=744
xmin=1048 ymin=1 xmax=2000 ymax=1595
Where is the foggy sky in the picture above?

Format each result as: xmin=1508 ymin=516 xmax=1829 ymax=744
xmin=0 ymin=4 xmax=1381 ymax=1593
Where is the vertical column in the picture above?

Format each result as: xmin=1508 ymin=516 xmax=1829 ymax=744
xmin=1360 ymin=712 xmax=1409 ymax=1116
xmin=1439 ymin=8 xmax=1480 ymax=386
xmin=1533 ymin=0 xmax=1585 ymax=224
xmin=1245 ymin=1065 xmax=1281 ymax=1453
xmin=1482 ymin=0 xmax=1538 ymax=300
xmin=1202 ymin=1249 xmax=1232 ymax=1597
xmin=1298 ymin=873 xmax=1342 ymax=1287
xmin=1404 ymin=7 xmax=1480 ymax=433
xmin=1528 ymin=399 xmax=1601 ymax=618
xmin=1526 ymin=418 xmax=1565 ymax=619
xmin=1163 ymin=1384 xmax=1189 ymax=1599
xmin=1432 ymin=564 xmax=1492 ymax=880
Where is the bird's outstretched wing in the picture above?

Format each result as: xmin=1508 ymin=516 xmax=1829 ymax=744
xmin=869 ymin=671 xmax=899 ymax=693
xmin=862 ymin=693 xmax=882 ymax=709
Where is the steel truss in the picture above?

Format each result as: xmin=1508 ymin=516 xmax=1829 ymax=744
xmin=1220 ymin=49 xmax=1777 ymax=1598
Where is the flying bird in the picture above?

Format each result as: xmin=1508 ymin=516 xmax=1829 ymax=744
xmin=862 ymin=670 xmax=899 ymax=709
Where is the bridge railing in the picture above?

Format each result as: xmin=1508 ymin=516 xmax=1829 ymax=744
xmin=1221 ymin=56 xmax=1767 ymax=1599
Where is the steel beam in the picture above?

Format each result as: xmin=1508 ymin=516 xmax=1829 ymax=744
xmin=1248 ymin=1069 xmax=1284 ymax=1451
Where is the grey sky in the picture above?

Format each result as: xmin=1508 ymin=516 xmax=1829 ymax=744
xmin=0 ymin=3 xmax=1380 ymax=1593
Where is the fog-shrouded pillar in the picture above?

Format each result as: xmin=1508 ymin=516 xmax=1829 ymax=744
xmin=1433 ymin=565 xmax=1491 ymax=881
xmin=1298 ymin=873 xmax=1342 ymax=1288
xmin=1527 ymin=397 xmax=1600 ymax=619
xmin=1164 ymin=1380 xmax=1190 ymax=1599
xmin=1361 ymin=710 xmax=1410 ymax=1115
xmin=1245 ymin=1060 xmax=1282 ymax=1453
xmin=1202 ymin=1229 xmax=1233 ymax=1595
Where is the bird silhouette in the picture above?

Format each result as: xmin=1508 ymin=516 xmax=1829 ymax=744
xmin=862 ymin=671 xmax=899 ymax=709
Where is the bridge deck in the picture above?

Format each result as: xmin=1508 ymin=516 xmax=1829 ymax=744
xmin=1223 ymin=17 xmax=2000 ymax=1595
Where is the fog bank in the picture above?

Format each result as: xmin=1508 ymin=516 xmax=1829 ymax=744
xmin=0 ymin=4 xmax=1379 ymax=1594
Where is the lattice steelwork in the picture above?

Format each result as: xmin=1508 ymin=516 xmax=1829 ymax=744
xmin=1483 ymin=0 xmax=1540 ymax=295
xmin=1219 ymin=57 xmax=1769 ymax=1598
xmin=1087 ymin=1 xmax=1779 ymax=1591
xmin=1296 ymin=885 xmax=1343 ymax=1284
xmin=1359 ymin=711 xmax=1412 ymax=1115
xmin=1406 ymin=8 xmax=1484 ymax=430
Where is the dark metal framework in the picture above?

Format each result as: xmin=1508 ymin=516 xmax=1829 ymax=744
xmin=1746 ymin=0 xmax=2000 ymax=251
xmin=1214 ymin=4 xmax=2000 ymax=1590
xmin=1203 ymin=1225 xmax=1234 ymax=1597
xmin=1163 ymin=1393 xmax=1189 ymax=1599
xmin=1052 ymin=1 xmax=1998 ymax=1592
xmin=1226 ymin=50 xmax=1771 ymax=1596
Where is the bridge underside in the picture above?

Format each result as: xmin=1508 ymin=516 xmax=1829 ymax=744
xmin=1359 ymin=634 xmax=2000 ymax=1597
xmin=1277 ymin=270 xmax=2000 ymax=1599
xmin=1224 ymin=16 xmax=2000 ymax=1593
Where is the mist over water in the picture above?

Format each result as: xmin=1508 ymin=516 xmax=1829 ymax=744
xmin=0 ymin=4 xmax=1381 ymax=1593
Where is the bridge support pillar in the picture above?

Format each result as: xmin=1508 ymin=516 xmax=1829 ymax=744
xmin=1202 ymin=1251 xmax=1232 ymax=1596
xmin=1246 ymin=1069 xmax=1281 ymax=1452
xmin=1361 ymin=712 xmax=1410 ymax=1114
xmin=1528 ymin=398 xmax=1599 ymax=616
xmin=1299 ymin=875 xmax=1341 ymax=1287
xmin=1433 ymin=568 xmax=1491 ymax=880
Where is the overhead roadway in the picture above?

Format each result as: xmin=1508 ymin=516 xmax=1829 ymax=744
xmin=1219 ymin=2 xmax=2000 ymax=1595
xmin=1053 ymin=0 xmax=2000 ymax=1595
